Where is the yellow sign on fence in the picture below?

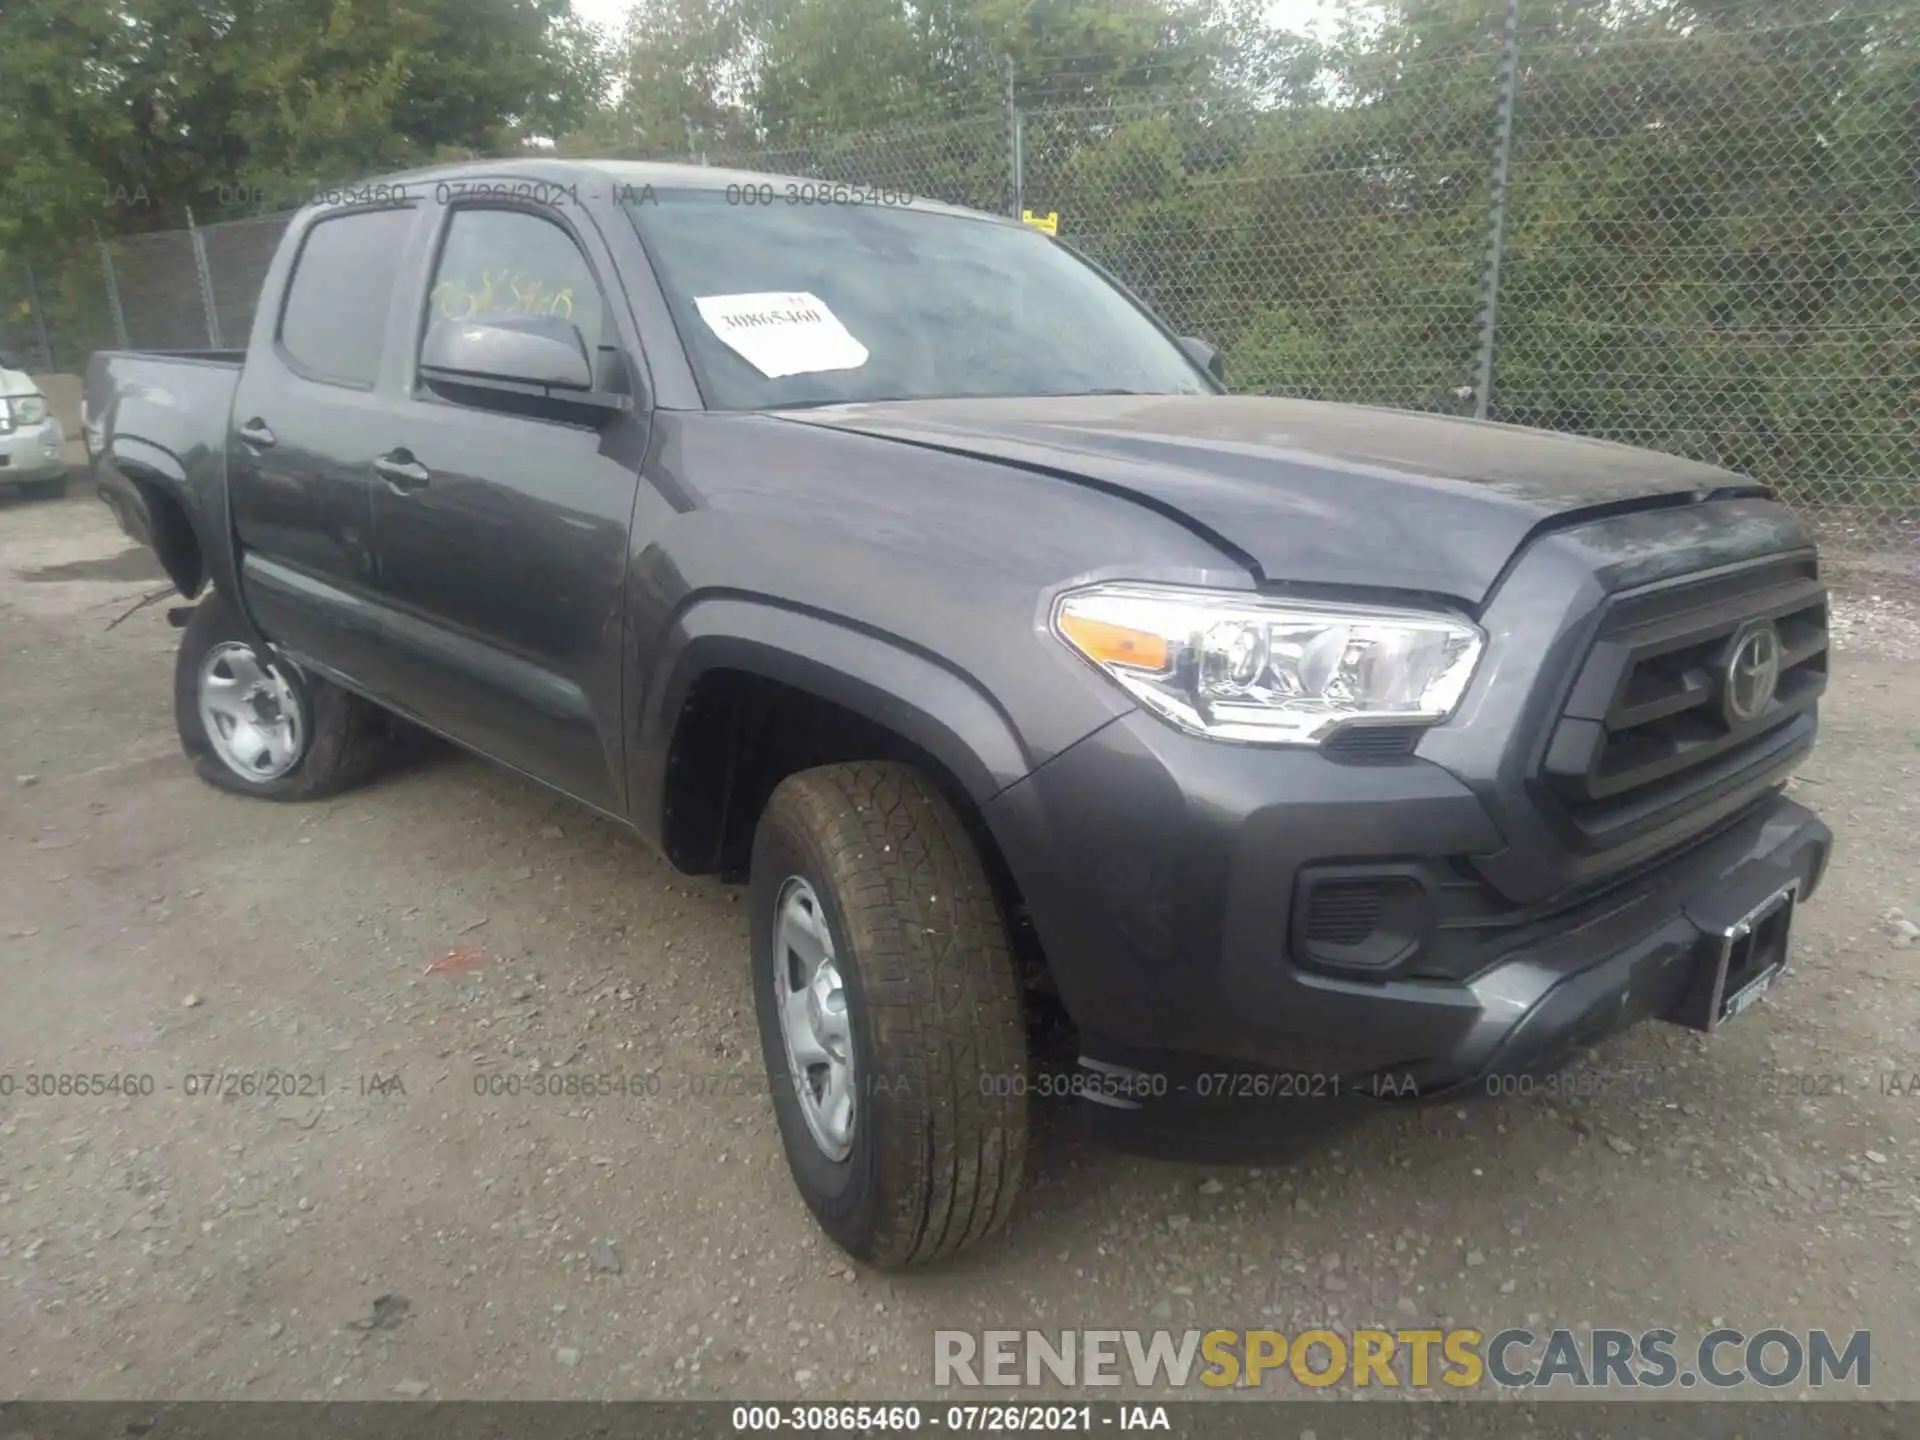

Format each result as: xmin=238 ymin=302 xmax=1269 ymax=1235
xmin=1020 ymin=209 xmax=1059 ymax=236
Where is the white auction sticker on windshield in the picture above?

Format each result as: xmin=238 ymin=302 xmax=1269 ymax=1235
xmin=693 ymin=292 xmax=869 ymax=378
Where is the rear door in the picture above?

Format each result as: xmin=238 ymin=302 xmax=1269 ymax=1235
xmin=227 ymin=202 xmax=424 ymax=685
xmin=364 ymin=195 xmax=651 ymax=814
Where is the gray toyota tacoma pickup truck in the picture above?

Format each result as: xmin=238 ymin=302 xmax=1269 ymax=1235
xmin=85 ymin=159 xmax=1832 ymax=1268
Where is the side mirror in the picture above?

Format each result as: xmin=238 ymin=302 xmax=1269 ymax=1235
xmin=1179 ymin=335 xmax=1225 ymax=384
xmin=421 ymin=316 xmax=594 ymax=392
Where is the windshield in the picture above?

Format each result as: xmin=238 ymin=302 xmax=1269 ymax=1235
xmin=626 ymin=188 xmax=1214 ymax=409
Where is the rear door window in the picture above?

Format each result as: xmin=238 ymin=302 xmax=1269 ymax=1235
xmin=278 ymin=208 xmax=414 ymax=387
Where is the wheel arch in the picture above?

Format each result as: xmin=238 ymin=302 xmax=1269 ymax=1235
xmin=634 ymin=597 xmax=1034 ymax=868
xmin=97 ymin=446 xmax=207 ymax=598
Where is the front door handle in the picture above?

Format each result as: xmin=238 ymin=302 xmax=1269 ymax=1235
xmin=374 ymin=450 xmax=431 ymax=493
xmin=237 ymin=418 xmax=276 ymax=450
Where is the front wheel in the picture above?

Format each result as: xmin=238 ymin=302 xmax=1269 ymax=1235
xmin=750 ymin=762 xmax=1030 ymax=1269
xmin=173 ymin=592 xmax=390 ymax=800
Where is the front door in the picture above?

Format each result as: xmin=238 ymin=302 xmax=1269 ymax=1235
xmin=368 ymin=200 xmax=650 ymax=814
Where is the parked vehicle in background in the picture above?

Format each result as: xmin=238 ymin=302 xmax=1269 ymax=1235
xmin=0 ymin=358 xmax=68 ymax=498
xmin=83 ymin=160 xmax=1832 ymax=1269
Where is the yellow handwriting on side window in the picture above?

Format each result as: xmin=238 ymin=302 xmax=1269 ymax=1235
xmin=434 ymin=270 xmax=578 ymax=322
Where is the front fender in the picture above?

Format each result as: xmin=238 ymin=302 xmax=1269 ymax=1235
xmin=630 ymin=595 xmax=1034 ymax=850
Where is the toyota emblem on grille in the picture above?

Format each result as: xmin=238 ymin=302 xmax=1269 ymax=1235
xmin=1722 ymin=620 xmax=1782 ymax=726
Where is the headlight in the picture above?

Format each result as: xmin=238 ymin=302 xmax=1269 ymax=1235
xmin=10 ymin=395 xmax=48 ymax=425
xmin=1051 ymin=584 xmax=1484 ymax=745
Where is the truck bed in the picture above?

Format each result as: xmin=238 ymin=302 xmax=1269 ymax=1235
xmin=90 ymin=348 xmax=247 ymax=367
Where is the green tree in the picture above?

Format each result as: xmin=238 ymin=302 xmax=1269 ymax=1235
xmin=592 ymin=0 xmax=1285 ymax=153
xmin=0 ymin=0 xmax=611 ymax=250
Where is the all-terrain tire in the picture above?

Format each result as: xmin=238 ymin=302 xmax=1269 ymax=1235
xmin=173 ymin=590 xmax=390 ymax=800
xmin=750 ymin=761 xmax=1030 ymax=1269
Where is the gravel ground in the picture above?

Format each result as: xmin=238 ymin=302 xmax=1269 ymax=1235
xmin=2 ymin=486 xmax=1917 ymax=1401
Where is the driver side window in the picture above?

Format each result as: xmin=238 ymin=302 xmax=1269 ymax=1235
xmin=425 ymin=207 xmax=609 ymax=361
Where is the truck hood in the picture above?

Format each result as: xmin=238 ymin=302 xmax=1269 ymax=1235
xmin=778 ymin=394 xmax=1759 ymax=605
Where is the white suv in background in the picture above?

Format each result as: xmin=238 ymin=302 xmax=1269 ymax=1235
xmin=0 ymin=360 xmax=68 ymax=498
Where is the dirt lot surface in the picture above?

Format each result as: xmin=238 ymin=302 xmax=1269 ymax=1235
xmin=2 ymin=486 xmax=1917 ymax=1402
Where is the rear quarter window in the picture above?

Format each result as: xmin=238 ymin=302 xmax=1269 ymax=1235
xmin=278 ymin=208 xmax=414 ymax=387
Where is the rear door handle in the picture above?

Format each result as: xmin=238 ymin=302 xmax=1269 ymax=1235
xmin=237 ymin=419 xmax=275 ymax=450
xmin=374 ymin=450 xmax=431 ymax=492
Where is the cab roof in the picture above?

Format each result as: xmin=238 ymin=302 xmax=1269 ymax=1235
xmin=342 ymin=157 xmax=1008 ymax=227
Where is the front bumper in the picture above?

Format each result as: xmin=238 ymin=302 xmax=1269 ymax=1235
xmin=0 ymin=420 xmax=68 ymax=483
xmin=986 ymin=708 xmax=1830 ymax=1129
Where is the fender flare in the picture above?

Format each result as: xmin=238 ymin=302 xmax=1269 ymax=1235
xmin=630 ymin=595 xmax=1032 ymax=850
xmin=97 ymin=440 xmax=202 ymax=595
xmin=99 ymin=437 xmax=264 ymax=649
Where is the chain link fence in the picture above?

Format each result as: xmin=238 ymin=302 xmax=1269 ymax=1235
xmin=196 ymin=214 xmax=294 ymax=349
xmin=1021 ymin=75 xmax=1501 ymax=418
xmin=2 ymin=1 xmax=1911 ymax=531
xmin=0 ymin=213 xmax=291 ymax=368
xmin=1493 ymin=6 xmax=1915 ymax=536
xmin=107 ymin=229 xmax=209 ymax=351
xmin=706 ymin=111 xmax=1015 ymax=216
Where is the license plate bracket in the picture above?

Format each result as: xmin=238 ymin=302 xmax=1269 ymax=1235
xmin=1671 ymin=884 xmax=1797 ymax=1032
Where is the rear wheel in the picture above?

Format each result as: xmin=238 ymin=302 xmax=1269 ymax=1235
xmin=750 ymin=762 xmax=1029 ymax=1269
xmin=174 ymin=592 xmax=390 ymax=800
